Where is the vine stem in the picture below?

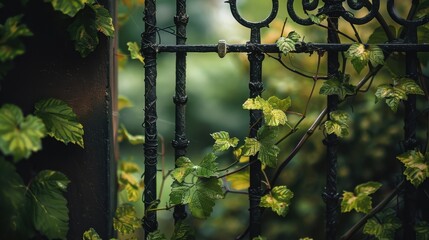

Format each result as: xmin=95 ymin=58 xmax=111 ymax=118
xmin=217 ymin=160 xmax=256 ymax=179
xmin=340 ymin=180 xmax=405 ymax=240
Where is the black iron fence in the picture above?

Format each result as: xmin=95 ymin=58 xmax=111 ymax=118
xmin=141 ymin=0 xmax=429 ymax=239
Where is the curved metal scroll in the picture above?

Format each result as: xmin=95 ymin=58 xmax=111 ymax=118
xmin=228 ymin=0 xmax=279 ymax=28
xmin=387 ymin=0 xmax=429 ymax=27
xmin=287 ymin=0 xmax=320 ymax=26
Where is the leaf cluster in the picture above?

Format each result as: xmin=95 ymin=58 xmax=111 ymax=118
xmin=341 ymin=181 xmax=382 ymax=214
xmin=324 ymin=111 xmax=350 ymax=138
xmin=319 ymin=74 xmax=355 ymax=100
xmin=345 ymin=43 xmax=384 ymax=74
xmin=363 ymin=208 xmax=401 ymax=240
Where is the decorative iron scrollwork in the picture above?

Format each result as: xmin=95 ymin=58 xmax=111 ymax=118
xmin=226 ymin=0 xmax=279 ymax=28
xmin=387 ymin=0 xmax=429 ymax=27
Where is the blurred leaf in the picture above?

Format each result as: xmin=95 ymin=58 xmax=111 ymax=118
xmin=415 ymin=221 xmax=429 ymax=240
xmin=83 ymin=228 xmax=102 ymax=240
xmin=171 ymin=221 xmax=195 ymax=240
xmin=120 ymin=161 xmax=140 ymax=173
xmin=363 ymin=209 xmax=401 ymax=240
xmin=127 ymin=42 xmax=144 ymax=64
xmin=121 ymin=0 xmax=133 ymax=8
xmin=233 ymin=146 xmax=249 ymax=163
xmin=260 ymin=185 xmax=294 ymax=217
xmin=319 ymin=74 xmax=355 ymax=100
xmin=118 ymin=172 xmax=139 ymax=202
xmin=0 ymin=15 xmax=33 ymax=62
xmin=341 ymin=181 xmax=381 ymax=214
xmin=396 ymin=149 xmax=429 ymax=187
xmin=375 ymin=78 xmax=424 ymax=112
xmin=113 ymin=204 xmax=140 ymax=235
xmin=118 ymin=125 xmax=145 ymax=145
xmin=35 ymin=98 xmax=84 ymax=148
xmin=253 ymin=236 xmax=267 ymax=240
xmin=0 ymin=104 xmax=46 ymax=162
xmin=147 ymin=230 xmax=167 ymax=240
xmin=308 ymin=14 xmax=326 ymax=24
xmin=29 ymin=170 xmax=70 ymax=240
xmin=368 ymin=25 xmax=396 ymax=44
xmin=0 ymin=61 xmax=13 ymax=80
xmin=117 ymin=49 xmax=128 ymax=68
xmin=44 ymin=0 xmax=92 ymax=17
xmin=324 ymin=111 xmax=350 ymax=138
xmin=299 ymin=238 xmax=314 ymax=240
xmin=226 ymin=167 xmax=249 ymax=190
xmin=118 ymin=95 xmax=133 ymax=111
xmin=170 ymin=178 xmax=223 ymax=219
xmin=211 ymin=131 xmax=239 ymax=153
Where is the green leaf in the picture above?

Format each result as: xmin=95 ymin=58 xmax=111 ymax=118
xmin=363 ymin=209 xmax=401 ymax=240
xmin=45 ymin=0 xmax=93 ymax=17
xmin=0 ymin=15 xmax=33 ymax=62
xmin=242 ymin=137 xmax=261 ymax=157
xmin=83 ymin=228 xmax=102 ymax=240
xmin=127 ymin=42 xmax=144 ymax=64
xmin=225 ymin=167 xmax=249 ymax=190
xmin=415 ymin=221 xmax=429 ymax=240
xmin=243 ymin=96 xmax=291 ymax=127
xmin=376 ymin=78 xmax=424 ymax=112
xmin=28 ymin=170 xmax=70 ymax=240
xmin=118 ymin=172 xmax=140 ymax=202
xmin=170 ymin=178 xmax=223 ymax=219
xmin=319 ymin=74 xmax=355 ymax=100
xmin=171 ymin=221 xmax=195 ymax=240
xmin=113 ymin=204 xmax=140 ymax=234
xmin=89 ymin=4 xmax=114 ymax=37
xmin=367 ymin=25 xmax=396 ymax=44
xmin=368 ymin=45 xmax=384 ymax=66
xmin=397 ymin=150 xmax=429 ymax=187
xmin=277 ymin=36 xmax=296 ymax=55
xmin=120 ymin=161 xmax=140 ymax=173
xmin=211 ymin=131 xmax=239 ymax=152
xmin=324 ymin=111 xmax=350 ymax=138
xmin=0 ymin=104 xmax=46 ymax=162
xmin=260 ymin=185 xmax=294 ymax=217
xmin=194 ymin=152 xmax=218 ymax=178
xmin=287 ymin=31 xmax=301 ymax=42
xmin=118 ymin=125 xmax=145 ymax=145
xmin=171 ymin=157 xmax=194 ymax=183
xmin=308 ymin=14 xmax=326 ymax=24
xmin=34 ymin=98 xmax=84 ymax=148
xmin=147 ymin=230 xmax=167 ymax=240
xmin=118 ymin=95 xmax=133 ymax=111
xmin=346 ymin=43 xmax=369 ymax=73
xmin=341 ymin=181 xmax=382 ymax=214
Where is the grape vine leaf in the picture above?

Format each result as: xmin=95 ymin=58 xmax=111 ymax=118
xmin=194 ymin=152 xmax=218 ymax=178
xmin=113 ymin=204 xmax=140 ymax=234
xmin=127 ymin=42 xmax=144 ymax=64
xmin=171 ymin=157 xmax=194 ymax=183
xmin=118 ymin=172 xmax=140 ymax=202
xmin=210 ymin=131 xmax=239 ymax=153
xmin=233 ymin=146 xmax=250 ymax=163
xmin=242 ymin=126 xmax=279 ymax=168
xmin=396 ymin=149 xmax=429 ymax=188
xmin=225 ymin=167 xmax=249 ymax=190
xmin=319 ymin=74 xmax=355 ymax=100
xmin=118 ymin=125 xmax=145 ymax=145
xmin=147 ymin=230 xmax=167 ymax=240
xmin=243 ymin=96 xmax=291 ymax=127
xmin=171 ymin=221 xmax=195 ymax=240
xmin=83 ymin=228 xmax=102 ymax=240
xmin=68 ymin=4 xmax=114 ymax=57
xmin=341 ymin=181 xmax=382 ymax=214
xmin=324 ymin=111 xmax=350 ymax=138
xmin=0 ymin=15 xmax=33 ymax=62
xmin=34 ymin=98 xmax=84 ymax=148
xmin=260 ymin=185 xmax=294 ymax=217
xmin=308 ymin=14 xmax=326 ymax=24
xmin=415 ymin=221 xmax=429 ymax=240
xmin=346 ymin=43 xmax=384 ymax=73
xmin=376 ymin=78 xmax=425 ymax=112
xmin=277 ymin=31 xmax=301 ymax=55
xmin=28 ymin=170 xmax=70 ymax=240
xmin=169 ymin=178 xmax=223 ymax=219
xmin=363 ymin=209 xmax=401 ymax=240
xmin=0 ymin=104 xmax=46 ymax=162
xmin=44 ymin=0 xmax=93 ymax=17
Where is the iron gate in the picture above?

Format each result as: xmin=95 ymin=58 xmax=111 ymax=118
xmin=140 ymin=0 xmax=429 ymax=239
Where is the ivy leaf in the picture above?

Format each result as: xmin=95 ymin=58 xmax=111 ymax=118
xmin=194 ymin=153 xmax=218 ymax=178
xmin=341 ymin=181 xmax=382 ymax=214
xmin=29 ymin=170 xmax=70 ymax=240
xmin=171 ymin=221 xmax=195 ymax=240
xmin=0 ymin=15 xmax=33 ymax=62
xmin=324 ymin=111 xmax=350 ymax=138
xmin=363 ymin=209 xmax=401 ymax=240
xmin=0 ymin=104 xmax=46 ymax=162
xmin=127 ymin=42 xmax=144 ymax=64
xmin=113 ymin=204 xmax=140 ymax=234
xmin=89 ymin=4 xmax=114 ymax=37
xmin=118 ymin=125 xmax=145 ymax=145
xmin=147 ymin=230 xmax=167 ymax=240
xmin=34 ymin=98 xmax=84 ymax=148
xmin=415 ymin=221 xmax=429 ymax=240
xmin=118 ymin=172 xmax=140 ymax=202
xmin=171 ymin=157 xmax=194 ymax=183
xmin=243 ymin=96 xmax=291 ymax=127
xmin=169 ymin=178 xmax=223 ymax=219
xmin=260 ymin=185 xmax=294 ymax=217
xmin=396 ymin=149 xmax=429 ymax=187
xmin=319 ymin=74 xmax=355 ymax=100
xmin=210 ymin=131 xmax=239 ymax=153
xmin=225 ymin=167 xmax=249 ymax=190
xmin=83 ymin=228 xmax=102 ymax=240
xmin=376 ymin=78 xmax=425 ymax=112
xmin=44 ymin=0 xmax=93 ymax=17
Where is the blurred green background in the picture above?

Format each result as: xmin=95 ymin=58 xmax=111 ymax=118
xmin=116 ymin=1 xmax=428 ymax=239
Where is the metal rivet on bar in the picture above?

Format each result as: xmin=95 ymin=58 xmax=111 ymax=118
xmin=217 ymin=40 xmax=228 ymax=58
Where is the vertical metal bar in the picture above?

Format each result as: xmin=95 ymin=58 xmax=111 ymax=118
xmin=142 ymin=0 xmax=158 ymax=237
xmin=248 ymin=27 xmax=264 ymax=239
xmin=322 ymin=3 xmax=340 ymax=239
xmin=172 ymin=0 xmax=189 ymax=223
xmin=402 ymin=25 xmax=418 ymax=240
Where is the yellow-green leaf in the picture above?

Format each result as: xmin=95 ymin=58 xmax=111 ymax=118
xmin=260 ymin=185 xmax=294 ymax=217
xmin=341 ymin=181 xmax=382 ymax=214
xmin=226 ymin=167 xmax=249 ymax=190
xmin=118 ymin=126 xmax=145 ymax=145
xmin=210 ymin=131 xmax=239 ymax=152
xmin=397 ymin=150 xmax=429 ymax=187
xmin=113 ymin=204 xmax=140 ymax=234
xmin=89 ymin=4 xmax=114 ymax=37
xmin=45 ymin=0 xmax=93 ymax=17
xmin=127 ymin=42 xmax=144 ymax=64
xmin=346 ymin=43 xmax=369 ymax=73
xmin=118 ymin=95 xmax=133 ymax=111
xmin=120 ymin=161 xmax=140 ymax=173
xmin=34 ymin=98 xmax=84 ymax=148
xmin=83 ymin=228 xmax=102 ymax=240
xmin=118 ymin=172 xmax=140 ymax=202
